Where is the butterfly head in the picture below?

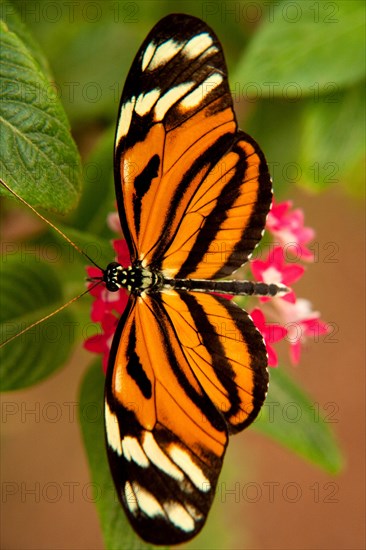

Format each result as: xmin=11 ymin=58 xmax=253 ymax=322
xmin=103 ymin=262 xmax=125 ymax=292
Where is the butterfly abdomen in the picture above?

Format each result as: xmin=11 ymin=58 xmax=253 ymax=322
xmin=163 ymin=277 xmax=288 ymax=297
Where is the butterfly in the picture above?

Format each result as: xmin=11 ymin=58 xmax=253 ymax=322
xmin=100 ymin=13 xmax=286 ymax=546
xmin=0 ymin=12 xmax=285 ymax=547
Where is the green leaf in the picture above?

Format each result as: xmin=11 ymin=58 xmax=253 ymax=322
xmin=79 ymin=362 xmax=159 ymax=550
xmin=1 ymin=0 xmax=51 ymax=78
xmin=241 ymin=82 xmax=365 ymax=197
xmin=0 ymin=255 xmax=75 ymax=390
xmin=69 ymin=126 xmax=116 ymax=237
xmin=244 ymin=99 xmax=305 ymax=195
xmin=23 ymin=13 xmax=141 ymax=124
xmin=234 ymin=0 xmax=365 ymax=96
xmin=0 ymin=20 xmax=82 ymax=213
xmin=300 ymin=83 xmax=365 ymax=194
xmin=254 ymin=367 xmax=343 ymax=473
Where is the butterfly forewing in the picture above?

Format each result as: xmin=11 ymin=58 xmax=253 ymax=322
xmin=160 ymin=291 xmax=268 ymax=432
xmin=116 ymin=15 xmax=238 ymax=267
xmin=107 ymin=13 xmax=271 ymax=545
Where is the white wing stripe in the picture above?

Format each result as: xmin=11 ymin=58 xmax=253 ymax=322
xmin=133 ymin=483 xmax=166 ymax=518
xmin=124 ymin=481 xmax=139 ymax=514
xmin=135 ymin=89 xmax=161 ymax=116
xmin=116 ymin=97 xmax=136 ymax=145
xmin=146 ymin=39 xmax=183 ymax=71
xmin=122 ymin=436 xmax=149 ymax=467
xmin=154 ymin=82 xmax=194 ymax=121
xmin=180 ymin=73 xmax=223 ymax=110
xmin=141 ymin=41 xmax=157 ymax=71
xmin=105 ymin=402 xmax=122 ymax=455
xmin=164 ymin=502 xmax=195 ymax=532
xmin=182 ymin=32 xmax=213 ymax=59
xmin=168 ymin=445 xmax=211 ymax=492
xmin=142 ymin=432 xmax=184 ymax=481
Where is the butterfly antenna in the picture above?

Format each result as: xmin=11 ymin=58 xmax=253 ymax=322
xmin=0 ymin=178 xmax=102 ymax=270
xmin=0 ymin=280 xmax=103 ymax=348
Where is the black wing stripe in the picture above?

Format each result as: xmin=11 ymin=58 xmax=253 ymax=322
xmin=174 ymin=135 xmax=248 ymax=278
xmin=169 ymin=292 xmax=243 ymax=422
xmin=150 ymin=132 xmax=237 ymax=266
xmin=166 ymin=131 xmax=271 ymax=279
xmin=126 ymin=323 xmax=152 ymax=399
xmin=133 ymin=154 xmax=160 ymax=235
xmin=214 ymin=132 xmax=272 ymax=278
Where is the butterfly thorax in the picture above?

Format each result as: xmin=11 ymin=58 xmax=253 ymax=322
xmin=104 ymin=262 xmax=163 ymax=294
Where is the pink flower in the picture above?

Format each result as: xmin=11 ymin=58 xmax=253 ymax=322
xmin=113 ymin=238 xmax=131 ymax=266
xmin=107 ymin=211 xmax=122 ymax=234
xmin=83 ymin=238 xmax=130 ymax=367
xmin=266 ymin=200 xmax=315 ymax=261
xmin=85 ymin=238 xmax=130 ymax=323
xmin=84 ymin=311 xmax=119 ymax=372
xmin=251 ymin=246 xmax=305 ymax=303
xmin=250 ymin=308 xmax=287 ymax=367
xmin=272 ymin=299 xmax=329 ymax=365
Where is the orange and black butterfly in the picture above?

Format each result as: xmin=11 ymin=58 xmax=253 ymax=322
xmin=102 ymin=13 xmax=286 ymax=545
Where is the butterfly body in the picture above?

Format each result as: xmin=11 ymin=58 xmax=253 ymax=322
xmin=104 ymin=13 xmax=277 ymax=545
xmin=104 ymin=261 xmax=287 ymax=298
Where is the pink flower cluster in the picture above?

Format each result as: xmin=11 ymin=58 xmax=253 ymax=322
xmin=249 ymin=201 xmax=328 ymax=366
xmin=84 ymin=200 xmax=328 ymax=370
xmin=84 ymin=238 xmax=130 ymax=372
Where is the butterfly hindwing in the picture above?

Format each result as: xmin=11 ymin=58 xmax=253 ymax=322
xmin=160 ymin=130 xmax=272 ymax=279
xmin=105 ymin=293 xmax=226 ymax=544
xmin=105 ymin=289 xmax=267 ymax=544
xmin=159 ymin=291 xmax=268 ymax=433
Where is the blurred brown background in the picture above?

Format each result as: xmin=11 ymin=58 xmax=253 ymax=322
xmin=1 ymin=187 xmax=365 ymax=549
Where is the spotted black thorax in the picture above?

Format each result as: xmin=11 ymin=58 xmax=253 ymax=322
xmin=103 ymin=262 xmax=163 ymax=294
